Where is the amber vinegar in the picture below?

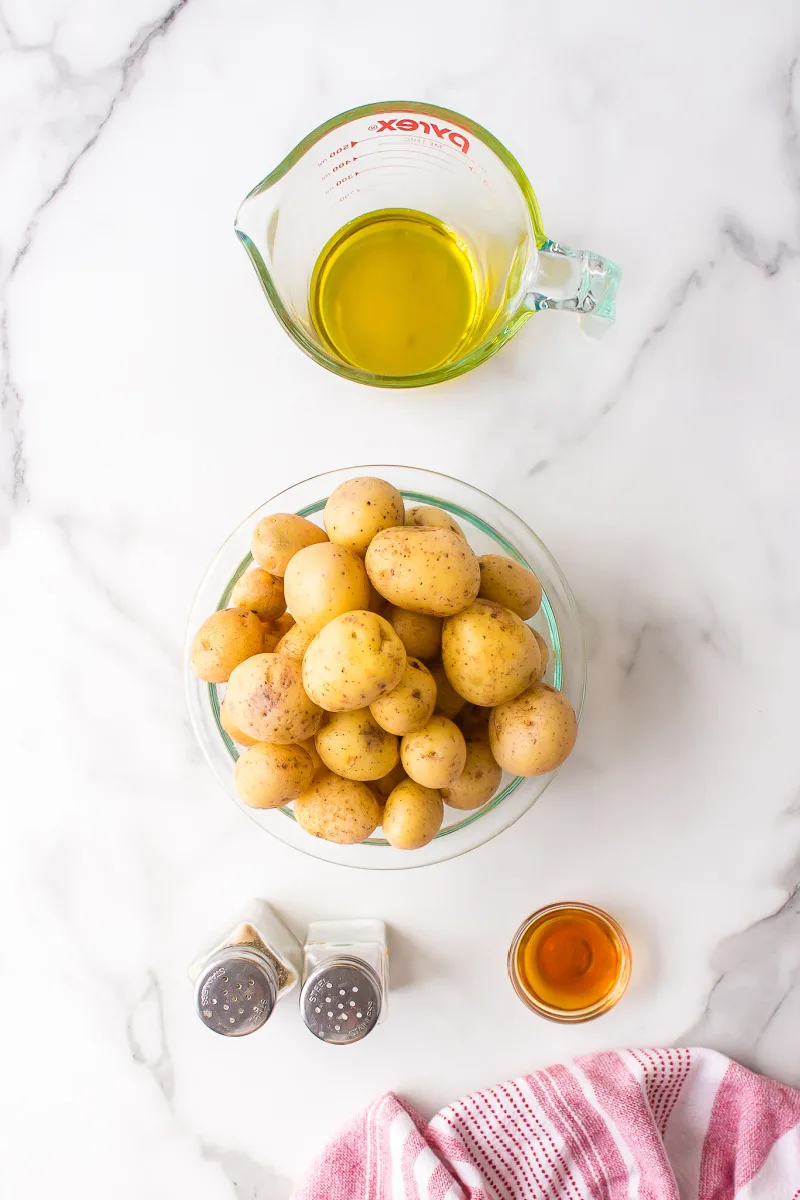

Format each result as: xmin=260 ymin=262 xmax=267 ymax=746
xmin=509 ymin=903 xmax=631 ymax=1022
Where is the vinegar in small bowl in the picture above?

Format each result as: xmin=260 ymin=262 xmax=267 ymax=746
xmin=508 ymin=902 xmax=631 ymax=1022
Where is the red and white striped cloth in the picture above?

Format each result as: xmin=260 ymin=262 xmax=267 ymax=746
xmin=294 ymin=1049 xmax=800 ymax=1199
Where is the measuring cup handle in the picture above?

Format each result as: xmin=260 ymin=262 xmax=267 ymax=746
xmin=527 ymin=240 xmax=621 ymax=333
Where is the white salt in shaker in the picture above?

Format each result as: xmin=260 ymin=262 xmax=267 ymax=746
xmin=300 ymin=919 xmax=388 ymax=1044
xmin=189 ymin=900 xmax=302 ymax=1037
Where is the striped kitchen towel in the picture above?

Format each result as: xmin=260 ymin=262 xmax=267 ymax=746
xmin=293 ymin=1048 xmax=800 ymax=1198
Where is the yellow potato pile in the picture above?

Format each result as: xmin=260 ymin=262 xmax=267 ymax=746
xmin=190 ymin=477 xmax=578 ymax=851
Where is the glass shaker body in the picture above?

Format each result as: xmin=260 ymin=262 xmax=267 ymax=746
xmin=301 ymin=919 xmax=389 ymax=1043
xmin=190 ymin=900 xmax=302 ymax=1036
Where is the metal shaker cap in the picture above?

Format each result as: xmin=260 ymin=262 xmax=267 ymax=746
xmin=194 ymin=947 xmax=278 ymax=1036
xmin=300 ymin=955 xmax=382 ymax=1044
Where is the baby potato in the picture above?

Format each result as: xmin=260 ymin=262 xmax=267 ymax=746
xmin=405 ymin=505 xmax=466 ymax=539
xmin=302 ymin=610 xmax=406 ymax=712
xmin=368 ymin=583 xmax=388 ymax=615
xmin=478 ymin=554 xmax=542 ymax=620
xmin=261 ymin=612 xmax=296 ymax=652
xmin=370 ymin=658 xmax=436 ymax=736
xmin=315 ymin=709 xmax=399 ymax=781
xmin=489 ymin=682 xmax=578 ymax=777
xmin=401 ymin=715 xmax=466 ymax=789
xmin=324 ymin=476 xmax=405 ymax=556
xmin=296 ymin=735 xmax=327 ymax=782
xmin=385 ymin=605 xmax=442 ymax=661
xmin=190 ymin=607 xmax=265 ymax=683
xmin=284 ymin=542 xmax=371 ymax=634
xmin=224 ymin=652 xmax=322 ymax=744
xmin=234 ymin=742 xmax=314 ymax=809
xmin=366 ymin=527 xmax=480 ymax=617
xmin=275 ymin=621 xmax=315 ymax=661
xmin=441 ymin=740 xmax=502 ymax=810
xmin=370 ymin=760 xmax=406 ymax=803
xmin=457 ymin=703 xmax=491 ymax=742
xmin=251 ymin=513 xmax=328 ymax=576
xmin=230 ymin=567 xmax=286 ymax=621
xmin=441 ymin=600 xmax=540 ymax=706
xmin=533 ymin=630 xmax=549 ymax=680
xmin=429 ymin=659 xmax=466 ymax=720
xmin=382 ymin=779 xmax=443 ymax=850
xmin=219 ymin=698 xmax=259 ymax=746
xmin=293 ymin=772 xmax=381 ymax=844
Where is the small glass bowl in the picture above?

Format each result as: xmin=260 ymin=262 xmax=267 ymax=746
xmin=507 ymin=902 xmax=632 ymax=1022
xmin=184 ymin=465 xmax=585 ymax=870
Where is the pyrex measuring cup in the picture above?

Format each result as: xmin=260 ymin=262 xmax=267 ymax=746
xmin=235 ymin=101 xmax=620 ymax=388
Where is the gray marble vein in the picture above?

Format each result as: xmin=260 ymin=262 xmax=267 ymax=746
xmin=684 ymin=837 xmax=800 ymax=1086
xmin=0 ymin=0 xmax=191 ymax=520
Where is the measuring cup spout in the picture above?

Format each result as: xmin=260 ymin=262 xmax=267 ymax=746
xmin=526 ymin=241 xmax=621 ymax=334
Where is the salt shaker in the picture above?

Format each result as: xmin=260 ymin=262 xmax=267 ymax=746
xmin=189 ymin=900 xmax=302 ymax=1037
xmin=300 ymin=919 xmax=388 ymax=1044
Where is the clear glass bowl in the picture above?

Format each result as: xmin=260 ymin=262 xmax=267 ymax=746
xmin=184 ymin=466 xmax=585 ymax=870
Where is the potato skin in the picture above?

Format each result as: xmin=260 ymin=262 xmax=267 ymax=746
xmin=370 ymin=761 xmax=406 ymax=803
xmin=261 ymin=612 xmax=295 ymax=652
xmin=230 ymin=567 xmax=286 ymax=621
xmin=382 ymin=779 xmax=443 ymax=849
xmin=489 ymin=683 xmax=577 ymax=777
xmin=190 ymin=607 xmax=265 ymax=683
xmin=234 ymin=742 xmax=314 ymax=809
xmin=533 ymin=630 xmax=549 ymax=680
xmin=441 ymin=599 xmax=541 ymax=706
xmin=324 ymin=477 xmax=405 ymax=556
xmin=478 ymin=554 xmax=542 ymax=620
xmin=251 ymin=513 xmax=328 ymax=576
xmin=224 ymin=653 xmax=322 ymax=744
xmin=293 ymin=773 xmax=380 ymax=844
xmin=302 ymin=611 xmax=406 ymax=712
xmin=457 ymin=703 xmax=491 ymax=742
xmin=368 ymin=583 xmax=388 ymax=615
xmin=429 ymin=659 xmax=466 ymax=719
xmin=370 ymin=658 xmax=436 ymax=736
xmin=315 ymin=709 xmax=399 ymax=781
xmin=385 ymin=605 xmax=442 ymax=661
xmin=284 ymin=543 xmax=371 ymax=634
xmin=365 ymin=527 xmax=480 ymax=617
xmin=400 ymin=715 xmax=466 ymax=789
xmin=219 ymin=698 xmax=259 ymax=746
xmin=441 ymin=740 xmax=502 ymax=810
xmin=297 ymin=736 xmax=327 ymax=782
xmin=275 ymin=621 xmax=315 ymax=661
xmin=405 ymin=505 xmax=465 ymax=539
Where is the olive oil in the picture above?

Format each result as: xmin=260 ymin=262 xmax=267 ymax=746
xmin=309 ymin=209 xmax=482 ymax=377
xmin=509 ymin=903 xmax=631 ymax=1020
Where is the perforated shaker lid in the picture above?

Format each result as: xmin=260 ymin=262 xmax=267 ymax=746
xmin=194 ymin=947 xmax=278 ymax=1036
xmin=300 ymin=955 xmax=382 ymax=1045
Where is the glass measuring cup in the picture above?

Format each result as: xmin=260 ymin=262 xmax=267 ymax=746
xmin=235 ymin=101 xmax=620 ymax=388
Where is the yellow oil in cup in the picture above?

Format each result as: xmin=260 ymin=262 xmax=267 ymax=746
xmin=310 ymin=209 xmax=484 ymax=376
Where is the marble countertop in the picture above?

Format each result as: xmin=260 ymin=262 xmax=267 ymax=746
xmin=3 ymin=0 xmax=800 ymax=1195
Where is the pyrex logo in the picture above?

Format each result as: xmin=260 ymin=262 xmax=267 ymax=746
xmin=368 ymin=117 xmax=469 ymax=154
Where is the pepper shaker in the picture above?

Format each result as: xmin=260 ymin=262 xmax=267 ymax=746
xmin=300 ymin=919 xmax=388 ymax=1044
xmin=189 ymin=900 xmax=302 ymax=1037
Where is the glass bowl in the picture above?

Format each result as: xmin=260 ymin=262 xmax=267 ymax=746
xmin=184 ymin=466 xmax=585 ymax=869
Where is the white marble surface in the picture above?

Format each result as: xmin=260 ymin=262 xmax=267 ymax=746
xmin=3 ymin=0 xmax=800 ymax=1194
